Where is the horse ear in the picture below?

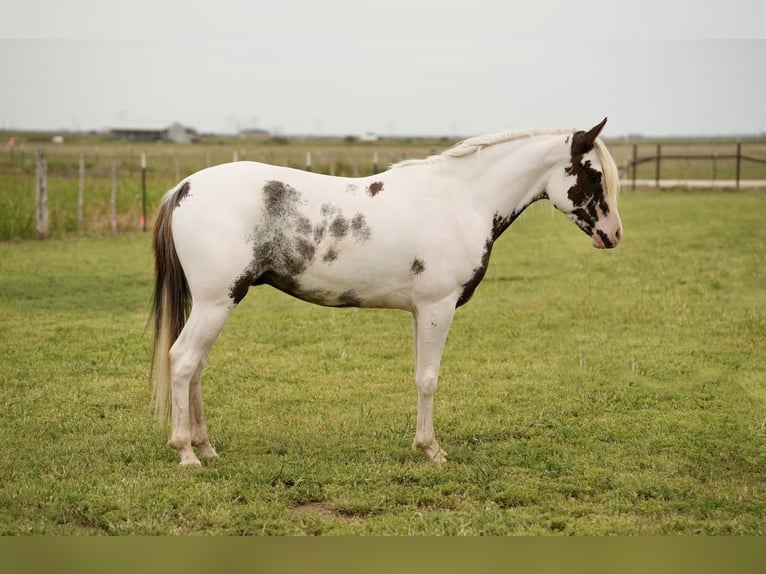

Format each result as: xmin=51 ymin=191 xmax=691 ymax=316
xmin=572 ymin=117 xmax=607 ymax=155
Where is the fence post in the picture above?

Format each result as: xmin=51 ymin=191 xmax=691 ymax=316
xmin=306 ymin=151 xmax=312 ymax=172
xmin=141 ymin=153 xmax=147 ymax=232
xmin=373 ymin=152 xmax=379 ymax=174
xmin=735 ymin=142 xmax=741 ymax=190
xmin=631 ymin=144 xmax=637 ymax=191
xmin=77 ymin=153 xmax=85 ymax=235
xmin=35 ymin=149 xmax=48 ymax=240
xmin=655 ymin=144 xmax=661 ymax=187
xmin=110 ymin=157 xmax=118 ymax=234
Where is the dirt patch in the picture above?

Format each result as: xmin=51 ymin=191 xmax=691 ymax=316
xmin=291 ymin=502 xmax=364 ymax=522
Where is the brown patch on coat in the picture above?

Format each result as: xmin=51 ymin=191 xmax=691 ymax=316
xmin=329 ymin=215 xmax=349 ymax=238
xmin=313 ymin=222 xmax=327 ymax=243
xmin=566 ymin=134 xmax=609 ymax=236
xmin=229 ymin=185 xmax=375 ymax=305
xmin=229 ymin=181 xmax=315 ymax=304
xmin=366 ymin=181 xmax=384 ymax=197
xmin=350 ymin=213 xmax=371 ymax=242
xmin=457 ymin=196 xmax=547 ymax=308
xmin=263 ymin=180 xmax=301 ymax=217
xmin=323 ymin=247 xmax=338 ymax=263
xmin=410 ymin=258 xmax=425 ymax=275
xmin=339 ymin=290 xmax=362 ymax=307
xmin=296 ymin=215 xmax=312 ymax=236
xmin=457 ymin=240 xmax=491 ymax=307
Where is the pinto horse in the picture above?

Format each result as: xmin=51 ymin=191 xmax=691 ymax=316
xmin=151 ymin=118 xmax=622 ymax=466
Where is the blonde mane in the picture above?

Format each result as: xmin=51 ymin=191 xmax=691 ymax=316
xmin=390 ymin=128 xmax=571 ymax=169
xmin=390 ymin=127 xmax=620 ymax=201
xmin=593 ymin=137 xmax=621 ymax=203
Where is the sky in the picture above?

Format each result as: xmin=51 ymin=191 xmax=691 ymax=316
xmin=1 ymin=1 xmax=765 ymax=138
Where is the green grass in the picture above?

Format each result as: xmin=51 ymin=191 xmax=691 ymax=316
xmin=0 ymin=191 xmax=765 ymax=534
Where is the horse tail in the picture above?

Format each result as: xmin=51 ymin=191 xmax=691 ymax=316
xmin=150 ymin=182 xmax=191 ymax=424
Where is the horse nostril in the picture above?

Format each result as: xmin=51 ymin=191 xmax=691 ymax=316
xmin=615 ymin=228 xmax=622 ymax=241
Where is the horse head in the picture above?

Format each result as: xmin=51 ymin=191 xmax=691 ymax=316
xmin=547 ymin=118 xmax=623 ymax=249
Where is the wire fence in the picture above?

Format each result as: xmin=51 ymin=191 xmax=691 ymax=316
xmin=2 ymin=142 xmax=438 ymax=240
xmin=3 ymin=138 xmax=766 ymax=241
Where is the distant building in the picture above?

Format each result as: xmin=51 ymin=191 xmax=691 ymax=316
xmin=108 ymin=122 xmax=197 ymax=144
xmin=359 ymin=132 xmax=381 ymax=143
xmin=238 ymin=128 xmax=271 ymax=140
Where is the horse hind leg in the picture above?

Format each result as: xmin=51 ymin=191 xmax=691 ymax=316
xmin=189 ymin=361 xmax=217 ymax=459
xmin=168 ymin=302 xmax=231 ymax=466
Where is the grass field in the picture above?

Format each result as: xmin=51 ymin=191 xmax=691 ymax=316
xmin=1 ymin=189 xmax=764 ymax=535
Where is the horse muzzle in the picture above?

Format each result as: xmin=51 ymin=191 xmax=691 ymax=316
xmin=591 ymin=226 xmax=622 ymax=249
xmin=591 ymin=213 xmax=623 ymax=249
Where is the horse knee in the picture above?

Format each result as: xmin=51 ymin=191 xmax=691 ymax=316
xmin=416 ymin=373 xmax=438 ymax=396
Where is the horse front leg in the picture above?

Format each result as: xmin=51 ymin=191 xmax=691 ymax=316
xmin=411 ymin=299 xmax=456 ymax=464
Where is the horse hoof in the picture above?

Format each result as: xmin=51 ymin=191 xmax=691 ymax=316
xmin=197 ymin=444 xmax=219 ymax=459
xmin=179 ymin=453 xmax=202 ymax=467
xmin=430 ymin=449 xmax=448 ymax=464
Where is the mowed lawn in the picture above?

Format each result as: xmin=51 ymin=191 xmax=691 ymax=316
xmin=0 ymin=191 xmax=764 ymax=535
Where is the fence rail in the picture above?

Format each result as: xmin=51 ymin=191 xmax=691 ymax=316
xmin=621 ymin=143 xmax=766 ymax=190
xmin=5 ymin=139 xmax=766 ymax=241
xmin=18 ymin=146 xmax=421 ymax=240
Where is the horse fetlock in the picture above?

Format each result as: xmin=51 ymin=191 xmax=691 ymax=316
xmin=167 ymin=436 xmax=196 ymax=463
xmin=412 ymin=438 xmax=447 ymax=464
xmin=167 ymin=435 xmax=189 ymax=450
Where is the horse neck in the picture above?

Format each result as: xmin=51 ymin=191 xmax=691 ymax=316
xmin=449 ymin=133 xmax=567 ymax=220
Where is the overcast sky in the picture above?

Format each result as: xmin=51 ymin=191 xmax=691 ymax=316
xmin=1 ymin=1 xmax=764 ymax=138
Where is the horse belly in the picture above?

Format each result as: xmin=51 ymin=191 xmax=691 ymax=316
xmin=293 ymin=249 xmax=414 ymax=309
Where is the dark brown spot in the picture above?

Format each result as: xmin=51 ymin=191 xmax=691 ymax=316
xmin=565 ymin=121 xmax=610 ymax=237
xmin=174 ymin=181 xmax=191 ymax=207
xmin=229 ymin=181 xmax=316 ymax=304
xmin=411 ymin=258 xmax=425 ymax=274
xmin=296 ymin=216 xmax=312 ymax=235
xmin=565 ymin=154 xmax=608 ymax=236
xmin=323 ymin=247 xmax=338 ymax=262
xmin=456 ymin=194 xmax=547 ymax=308
xmin=263 ymin=180 xmax=301 ymax=217
xmin=491 ymin=193 xmax=547 ymax=241
xmin=596 ymin=229 xmax=614 ymax=248
xmin=457 ymin=239 xmax=491 ymax=307
xmin=321 ymin=203 xmax=337 ymax=218
xmin=313 ymin=222 xmax=327 ymax=243
xmin=229 ymin=273 xmax=251 ymax=304
xmin=339 ymin=290 xmax=362 ymax=307
xmin=366 ymin=181 xmax=384 ymax=197
xmin=329 ymin=216 xmax=348 ymax=238
xmin=350 ymin=213 xmax=371 ymax=242
xmin=296 ymin=238 xmax=315 ymax=261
